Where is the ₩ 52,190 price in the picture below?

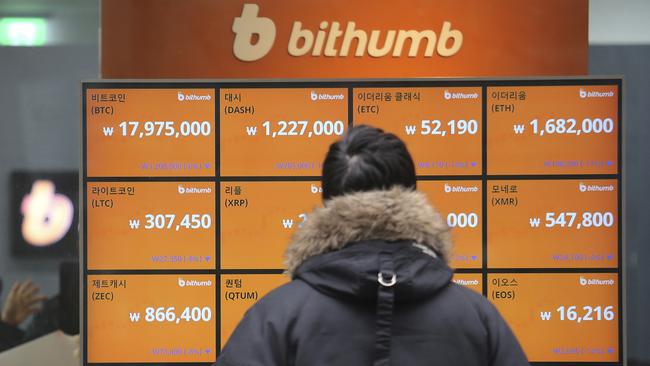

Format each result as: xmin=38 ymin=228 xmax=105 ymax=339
xmin=112 ymin=120 xmax=212 ymax=139
xmin=403 ymin=119 xmax=479 ymax=137
xmin=128 ymin=214 xmax=213 ymax=231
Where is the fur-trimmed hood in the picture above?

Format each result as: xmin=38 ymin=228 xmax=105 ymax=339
xmin=284 ymin=187 xmax=452 ymax=276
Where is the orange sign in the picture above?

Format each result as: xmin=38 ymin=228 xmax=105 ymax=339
xmin=488 ymin=273 xmax=619 ymax=362
xmin=487 ymin=179 xmax=618 ymax=268
xmin=86 ymin=88 xmax=215 ymax=177
xmin=101 ymin=0 xmax=587 ymax=78
xmin=220 ymin=88 xmax=348 ymax=176
xmin=354 ymin=87 xmax=482 ymax=175
xmin=221 ymin=181 xmax=322 ymax=269
xmin=87 ymin=182 xmax=216 ymax=270
xmin=418 ymin=180 xmax=482 ymax=268
xmin=487 ymin=85 xmax=618 ymax=175
xmin=87 ymin=274 xmax=216 ymax=363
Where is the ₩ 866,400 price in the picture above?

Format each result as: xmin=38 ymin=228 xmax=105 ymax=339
xmin=128 ymin=306 xmax=212 ymax=324
xmin=128 ymin=214 xmax=213 ymax=231
xmin=113 ymin=120 xmax=212 ymax=138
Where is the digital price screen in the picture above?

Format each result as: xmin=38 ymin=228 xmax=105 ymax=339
xmin=82 ymin=79 xmax=622 ymax=365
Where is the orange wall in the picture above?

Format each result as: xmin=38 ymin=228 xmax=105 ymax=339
xmin=101 ymin=0 xmax=587 ymax=78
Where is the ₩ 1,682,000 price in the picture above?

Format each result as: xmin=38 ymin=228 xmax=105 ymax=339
xmin=513 ymin=117 xmax=615 ymax=137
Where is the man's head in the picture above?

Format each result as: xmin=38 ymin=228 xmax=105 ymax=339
xmin=322 ymin=125 xmax=416 ymax=200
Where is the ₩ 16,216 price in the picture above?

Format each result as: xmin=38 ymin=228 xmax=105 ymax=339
xmin=545 ymin=305 xmax=616 ymax=323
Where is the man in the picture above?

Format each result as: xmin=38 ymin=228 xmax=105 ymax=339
xmin=218 ymin=125 xmax=529 ymax=366
xmin=0 ymin=279 xmax=46 ymax=352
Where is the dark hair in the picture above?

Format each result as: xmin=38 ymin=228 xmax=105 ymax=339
xmin=322 ymin=125 xmax=416 ymax=200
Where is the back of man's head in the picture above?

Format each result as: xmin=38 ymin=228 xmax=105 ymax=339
xmin=322 ymin=125 xmax=416 ymax=200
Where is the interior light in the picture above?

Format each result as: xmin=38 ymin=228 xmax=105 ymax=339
xmin=0 ymin=17 xmax=47 ymax=46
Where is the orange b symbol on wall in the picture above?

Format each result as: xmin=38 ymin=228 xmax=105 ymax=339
xmin=21 ymin=180 xmax=74 ymax=247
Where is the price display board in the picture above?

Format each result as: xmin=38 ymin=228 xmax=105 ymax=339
xmin=82 ymin=78 xmax=622 ymax=365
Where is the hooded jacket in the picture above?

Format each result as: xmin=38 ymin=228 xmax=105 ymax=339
xmin=217 ymin=187 xmax=529 ymax=366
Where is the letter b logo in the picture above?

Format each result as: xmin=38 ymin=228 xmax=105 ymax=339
xmin=232 ymin=4 xmax=276 ymax=61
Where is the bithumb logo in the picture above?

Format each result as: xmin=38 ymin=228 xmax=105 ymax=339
xmin=578 ymin=182 xmax=615 ymax=193
xmin=579 ymin=89 xmax=615 ymax=99
xmin=310 ymin=90 xmax=345 ymax=101
xmin=178 ymin=278 xmax=213 ymax=288
xmin=444 ymin=90 xmax=479 ymax=100
xmin=454 ymin=279 xmax=479 ymax=286
xmin=21 ymin=180 xmax=74 ymax=247
xmin=444 ymin=184 xmax=479 ymax=193
xmin=579 ymin=276 xmax=615 ymax=286
xmin=178 ymin=185 xmax=212 ymax=195
xmin=232 ymin=4 xmax=463 ymax=62
xmin=177 ymin=91 xmax=212 ymax=102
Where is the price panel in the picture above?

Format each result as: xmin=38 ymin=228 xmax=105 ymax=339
xmin=220 ymin=88 xmax=348 ymax=176
xmin=488 ymin=179 xmax=618 ymax=268
xmin=221 ymin=181 xmax=322 ymax=269
xmin=487 ymin=85 xmax=618 ymax=175
xmin=87 ymin=274 xmax=216 ymax=363
xmin=488 ymin=273 xmax=619 ymax=362
xmin=86 ymin=89 xmax=215 ymax=177
xmin=417 ymin=180 xmax=482 ymax=268
xmin=87 ymin=182 xmax=216 ymax=270
xmin=354 ymin=87 xmax=482 ymax=175
xmin=83 ymin=79 xmax=622 ymax=366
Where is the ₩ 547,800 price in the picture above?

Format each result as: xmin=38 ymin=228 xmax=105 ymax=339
xmin=533 ymin=211 xmax=614 ymax=230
